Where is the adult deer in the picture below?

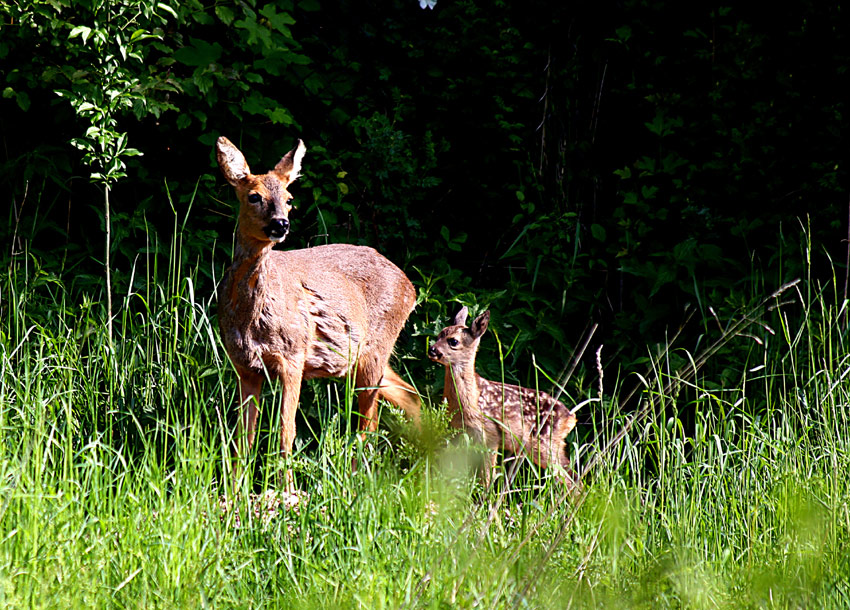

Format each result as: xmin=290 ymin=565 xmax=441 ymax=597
xmin=216 ymin=136 xmax=420 ymax=483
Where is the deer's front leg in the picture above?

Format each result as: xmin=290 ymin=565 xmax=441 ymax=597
xmin=236 ymin=367 xmax=263 ymax=454
xmin=273 ymin=356 xmax=304 ymax=493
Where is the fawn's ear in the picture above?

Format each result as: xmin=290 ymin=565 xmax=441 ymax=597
xmin=470 ymin=310 xmax=490 ymax=339
xmin=450 ymin=305 xmax=469 ymax=327
xmin=216 ymin=136 xmax=251 ymax=186
xmin=273 ymin=139 xmax=306 ymax=184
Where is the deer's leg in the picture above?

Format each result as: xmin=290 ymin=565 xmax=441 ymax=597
xmin=355 ymin=356 xmax=383 ymax=436
xmin=236 ymin=366 xmax=263 ymax=454
xmin=279 ymin=362 xmax=304 ymax=492
xmin=556 ymin=441 xmax=581 ymax=492
xmin=480 ymin=451 xmax=497 ymax=489
xmin=229 ymin=367 xmax=263 ymax=494
xmin=269 ymin=355 xmax=304 ymax=493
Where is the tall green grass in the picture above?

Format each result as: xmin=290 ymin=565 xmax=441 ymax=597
xmin=1 ymin=223 xmax=849 ymax=608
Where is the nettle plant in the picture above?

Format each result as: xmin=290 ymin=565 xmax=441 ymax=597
xmin=53 ymin=0 xmax=177 ymax=343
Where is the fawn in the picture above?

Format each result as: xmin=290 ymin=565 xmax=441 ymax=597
xmin=216 ymin=136 xmax=420 ymax=483
xmin=428 ymin=307 xmax=578 ymax=487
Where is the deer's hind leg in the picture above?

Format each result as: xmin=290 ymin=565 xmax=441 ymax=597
xmin=355 ymin=352 xmax=384 ymax=435
xmin=552 ymin=439 xmax=581 ymax=491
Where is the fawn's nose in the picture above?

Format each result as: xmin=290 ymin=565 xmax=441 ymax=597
xmin=428 ymin=345 xmax=440 ymax=360
xmin=263 ymin=218 xmax=290 ymax=240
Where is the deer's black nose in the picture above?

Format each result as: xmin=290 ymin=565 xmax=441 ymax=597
xmin=264 ymin=218 xmax=290 ymax=239
xmin=428 ymin=345 xmax=440 ymax=359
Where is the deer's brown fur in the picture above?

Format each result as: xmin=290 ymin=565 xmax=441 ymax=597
xmin=216 ymin=136 xmax=420 ymax=481
xmin=429 ymin=307 xmax=577 ymax=487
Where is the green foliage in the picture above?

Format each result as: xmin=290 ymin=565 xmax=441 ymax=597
xmin=2 ymin=237 xmax=850 ymax=607
xmin=1 ymin=0 xmax=848 ymax=379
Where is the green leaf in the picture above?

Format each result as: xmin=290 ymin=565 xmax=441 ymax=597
xmin=243 ymin=91 xmax=274 ymax=116
xmin=215 ymin=5 xmax=235 ymax=25
xmin=591 ymin=223 xmax=606 ymax=242
xmin=69 ymin=26 xmax=92 ymax=44
xmin=260 ymin=4 xmax=296 ymax=35
xmin=157 ymin=2 xmax=178 ymax=19
xmin=267 ymin=107 xmax=293 ymax=125
xmin=641 ymin=185 xmax=658 ymax=200
xmin=173 ymin=38 xmax=223 ymax=67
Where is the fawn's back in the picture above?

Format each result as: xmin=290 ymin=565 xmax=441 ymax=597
xmin=476 ymin=375 xmax=576 ymax=462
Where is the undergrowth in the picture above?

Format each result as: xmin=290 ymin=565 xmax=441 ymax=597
xmin=1 ymin=232 xmax=849 ymax=608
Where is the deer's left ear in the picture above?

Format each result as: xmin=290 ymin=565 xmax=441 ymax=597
xmin=273 ymin=139 xmax=306 ymax=184
xmin=470 ymin=310 xmax=490 ymax=339
xmin=451 ymin=305 xmax=469 ymax=327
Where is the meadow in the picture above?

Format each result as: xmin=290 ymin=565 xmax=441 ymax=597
xmin=1 ymin=222 xmax=848 ymax=610
xmin=3 ymin=2 xmax=850 ymax=607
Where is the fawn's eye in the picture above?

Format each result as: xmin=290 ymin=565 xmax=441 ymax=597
xmin=447 ymin=338 xmax=459 ymax=347
xmin=247 ymin=193 xmax=262 ymax=204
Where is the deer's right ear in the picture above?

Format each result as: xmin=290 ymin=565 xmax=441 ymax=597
xmin=273 ymin=139 xmax=306 ymax=185
xmin=470 ymin=310 xmax=490 ymax=339
xmin=450 ymin=306 xmax=469 ymax=327
xmin=216 ymin=136 xmax=251 ymax=186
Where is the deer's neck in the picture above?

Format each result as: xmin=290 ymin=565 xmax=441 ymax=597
xmin=443 ymin=361 xmax=482 ymax=427
xmin=234 ymin=229 xmax=274 ymax=263
xmin=225 ymin=232 xmax=275 ymax=308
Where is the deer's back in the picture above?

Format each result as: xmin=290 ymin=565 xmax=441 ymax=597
xmin=477 ymin=376 xmax=575 ymax=452
xmin=220 ymin=244 xmax=415 ymax=376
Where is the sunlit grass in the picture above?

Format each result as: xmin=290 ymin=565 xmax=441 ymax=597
xmin=1 ymin=228 xmax=850 ymax=608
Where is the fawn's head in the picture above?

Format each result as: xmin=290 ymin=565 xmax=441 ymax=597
xmin=216 ymin=136 xmax=306 ymax=245
xmin=428 ymin=306 xmax=490 ymax=368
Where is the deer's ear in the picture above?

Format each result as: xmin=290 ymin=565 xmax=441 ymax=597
xmin=470 ymin=310 xmax=490 ymax=339
xmin=216 ymin=137 xmax=251 ymax=186
xmin=451 ymin=305 xmax=469 ymax=327
xmin=273 ymin=139 xmax=306 ymax=184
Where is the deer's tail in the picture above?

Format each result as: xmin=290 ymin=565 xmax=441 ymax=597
xmin=379 ymin=366 xmax=421 ymax=426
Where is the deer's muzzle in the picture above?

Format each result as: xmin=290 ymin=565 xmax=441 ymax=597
xmin=264 ymin=218 xmax=290 ymax=241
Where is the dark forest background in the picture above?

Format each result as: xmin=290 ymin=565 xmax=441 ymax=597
xmin=1 ymin=0 xmax=848 ymax=395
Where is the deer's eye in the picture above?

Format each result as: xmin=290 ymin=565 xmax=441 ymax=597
xmin=247 ymin=193 xmax=262 ymax=204
xmin=447 ymin=338 xmax=459 ymax=347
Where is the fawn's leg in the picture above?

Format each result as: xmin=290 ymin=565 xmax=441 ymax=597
xmin=557 ymin=445 xmax=581 ymax=492
xmin=480 ymin=451 xmax=497 ymax=489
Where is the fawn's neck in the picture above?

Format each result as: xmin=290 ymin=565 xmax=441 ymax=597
xmin=443 ymin=361 xmax=482 ymax=426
